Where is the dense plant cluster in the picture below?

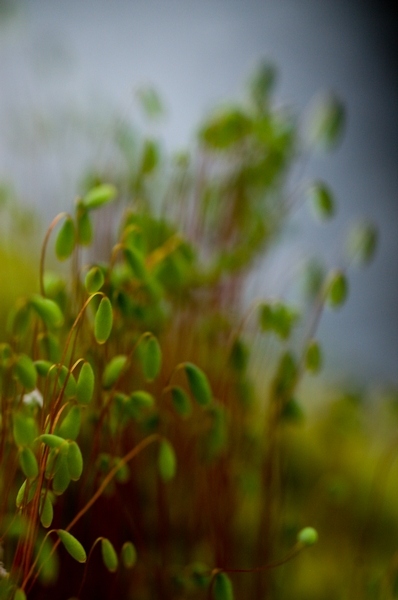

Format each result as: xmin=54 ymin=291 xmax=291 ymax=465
xmin=0 ymin=64 xmax=394 ymax=600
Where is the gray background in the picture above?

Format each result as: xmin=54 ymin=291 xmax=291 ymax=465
xmin=0 ymin=0 xmax=396 ymax=386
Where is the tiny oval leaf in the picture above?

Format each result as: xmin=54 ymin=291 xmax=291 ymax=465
xmin=57 ymin=530 xmax=87 ymax=563
xmin=55 ymin=217 xmax=76 ymax=261
xmin=101 ymin=538 xmax=118 ymax=573
xmin=94 ymin=297 xmax=113 ymax=344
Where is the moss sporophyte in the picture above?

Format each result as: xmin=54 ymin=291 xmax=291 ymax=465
xmin=0 ymin=62 xmax=386 ymax=600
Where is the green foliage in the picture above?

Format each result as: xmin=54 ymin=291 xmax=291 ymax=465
xmin=101 ymin=538 xmax=118 ymax=573
xmin=55 ymin=217 xmax=75 ymax=261
xmin=183 ymin=362 xmax=212 ymax=406
xmin=94 ymin=296 xmax=113 ymax=344
xmin=57 ymin=530 xmax=87 ymax=563
xmin=0 ymin=63 xmax=387 ymax=600
xmin=76 ymin=361 xmax=95 ymax=404
xmin=158 ymin=440 xmax=177 ymax=482
xmin=121 ymin=541 xmax=137 ymax=568
xmin=213 ymin=572 xmax=234 ymax=600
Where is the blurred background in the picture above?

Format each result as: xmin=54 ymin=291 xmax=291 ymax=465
xmin=0 ymin=0 xmax=397 ymax=387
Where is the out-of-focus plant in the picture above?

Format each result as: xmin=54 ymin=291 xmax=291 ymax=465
xmin=0 ymin=62 xmax=395 ymax=600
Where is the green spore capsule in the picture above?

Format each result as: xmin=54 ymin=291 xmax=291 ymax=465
xmin=141 ymin=336 xmax=162 ymax=382
xmin=55 ymin=217 xmax=76 ymax=261
xmin=67 ymin=442 xmax=83 ymax=480
xmin=55 ymin=366 xmax=77 ymax=398
xmin=13 ymin=413 xmax=38 ymax=447
xmin=59 ymin=406 xmax=81 ymax=441
xmin=16 ymin=479 xmax=37 ymax=507
xmin=124 ymin=247 xmax=147 ymax=280
xmin=346 ymin=220 xmax=378 ymax=266
xmin=158 ymin=440 xmax=177 ymax=482
xmin=14 ymin=589 xmax=26 ymax=600
xmin=40 ymin=494 xmax=54 ymax=528
xmin=121 ymin=541 xmax=137 ymax=568
xmin=57 ymin=530 xmax=87 ymax=563
xmin=38 ymin=434 xmax=67 ymax=449
xmin=82 ymin=184 xmax=117 ymax=210
xmin=213 ymin=572 xmax=234 ymax=600
xmin=102 ymin=355 xmax=128 ymax=389
xmin=76 ymin=206 xmax=93 ymax=245
xmin=30 ymin=295 xmax=64 ymax=329
xmin=52 ymin=454 xmax=71 ymax=495
xmin=171 ymin=386 xmax=192 ymax=418
xmin=34 ymin=360 xmax=53 ymax=377
xmin=101 ymin=538 xmax=118 ymax=573
xmin=129 ymin=391 xmax=154 ymax=409
xmin=19 ymin=447 xmax=39 ymax=479
xmin=94 ymin=297 xmax=113 ymax=344
xmin=305 ymin=339 xmax=322 ymax=374
xmin=85 ymin=266 xmax=104 ymax=294
xmin=184 ymin=363 xmax=212 ymax=406
xmin=307 ymin=92 xmax=345 ymax=151
xmin=76 ymin=361 xmax=95 ymax=404
xmin=297 ymin=527 xmax=318 ymax=546
xmin=307 ymin=180 xmax=335 ymax=220
xmin=14 ymin=354 xmax=37 ymax=392
xmin=38 ymin=332 xmax=62 ymax=363
xmin=326 ymin=270 xmax=348 ymax=309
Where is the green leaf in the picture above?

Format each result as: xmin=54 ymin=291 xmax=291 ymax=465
xmin=82 ymin=184 xmax=117 ymax=210
xmin=229 ymin=339 xmax=249 ymax=372
xmin=140 ymin=139 xmax=160 ymax=175
xmin=14 ymin=589 xmax=27 ymax=600
xmin=141 ymin=336 xmax=162 ymax=382
xmin=76 ymin=361 xmax=95 ymax=405
xmin=55 ymin=217 xmax=75 ymax=261
xmin=136 ymin=86 xmax=164 ymax=120
xmin=305 ymin=340 xmax=322 ymax=374
xmin=59 ymin=406 xmax=81 ymax=441
xmin=158 ymin=440 xmax=176 ymax=482
xmin=52 ymin=453 xmax=71 ymax=495
xmin=16 ymin=479 xmax=37 ymax=508
xmin=19 ymin=447 xmax=39 ymax=479
xmin=76 ymin=206 xmax=93 ymax=245
xmin=30 ymin=295 xmax=64 ymax=329
xmin=346 ymin=221 xmax=378 ymax=266
xmin=171 ymin=386 xmax=192 ymax=418
xmin=14 ymin=354 xmax=37 ymax=391
xmin=307 ymin=92 xmax=345 ymax=151
xmin=184 ymin=363 xmax=212 ymax=406
xmin=121 ymin=541 xmax=137 ymax=568
xmin=101 ymin=538 xmax=118 ymax=573
xmin=38 ymin=434 xmax=67 ymax=449
xmin=94 ymin=297 xmax=113 ymax=344
xmin=85 ymin=266 xmax=105 ymax=294
xmin=124 ymin=247 xmax=147 ymax=280
xmin=13 ymin=413 xmax=38 ymax=447
xmin=67 ymin=441 xmax=83 ymax=480
xmin=129 ymin=391 xmax=154 ymax=410
xmin=57 ymin=530 xmax=87 ymax=563
xmin=307 ymin=181 xmax=335 ymax=220
xmin=273 ymin=352 xmax=297 ymax=398
xmin=249 ymin=60 xmax=277 ymax=111
xmin=213 ymin=572 xmax=234 ymax=600
xmin=297 ymin=527 xmax=318 ymax=546
xmin=102 ymin=355 xmax=128 ymax=389
xmin=40 ymin=494 xmax=54 ymax=528
xmin=200 ymin=108 xmax=251 ymax=150
xmin=34 ymin=360 xmax=53 ymax=377
xmin=259 ymin=302 xmax=297 ymax=340
xmin=326 ymin=270 xmax=348 ymax=309
xmin=57 ymin=366 xmax=77 ymax=398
